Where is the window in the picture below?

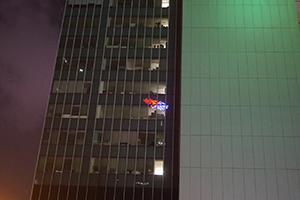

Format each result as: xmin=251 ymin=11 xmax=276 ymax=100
xmin=83 ymin=82 xmax=91 ymax=94
xmin=136 ymin=159 xmax=144 ymax=174
xmin=146 ymin=160 xmax=154 ymax=175
xmin=55 ymin=57 xmax=94 ymax=70
xmin=76 ymin=131 xmax=85 ymax=145
xmin=109 ymin=158 xmax=117 ymax=174
xmin=66 ymin=37 xmax=74 ymax=48
xmin=100 ymin=158 xmax=108 ymax=173
xmin=127 ymin=159 xmax=135 ymax=174
xmin=45 ymin=157 xmax=54 ymax=172
xmin=103 ymin=58 xmax=164 ymax=71
xmin=162 ymin=0 xmax=169 ymax=8
xmin=61 ymin=105 xmax=88 ymax=118
xmin=88 ymin=158 xmax=162 ymax=175
xmin=106 ymin=36 xmax=167 ymax=49
xmin=93 ymin=131 xmax=142 ymax=146
xmin=93 ymin=131 xmax=111 ymax=144
xmin=100 ymin=105 xmax=166 ymax=119
xmin=96 ymin=105 xmax=104 ymax=118
xmin=156 ymin=132 xmax=165 ymax=146
xmin=54 ymin=157 xmax=63 ymax=173
xmin=67 ymin=131 xmax=76 ymax=144
xmin=52 ymin=81 xmax=91 ymax=93
xmin=42 ymin=130 xmax=50 ymax=144
xmin=138 ymin=132 xmax=155 ymax=146
xmin=73 ymin=158 xmax=81 ymax=173
xmin=59 ymin=131 xmax=67 ymax=145
xmin=90 ymin=158 xmax=99 ymax=173
xmin=79 ymin=57 xmax=94 ymax=69
xmin=50 ymin=130 xmax=59 ymax=144
xmin=111 ymin=131 xmax=120 ymax=145
xmin=154 ymin=160 xmax=163 ymax=175
xmin=93 ymin=132 xmax=101 ymax=144
xmin=47 ymin=105 xmax=88 ymax=118
xmin=118 ymin=159 xmax=126 ymax=174
xmin=37 ymin=157 xmax=46 ymax=172
xmin=100 ymin=81 xmax=166 ymax=94
xmin=63 ymin=158 xmax=72 ymax=172
xmin=89 ymin=158 xmax=107 ymax=173
xmin=71 ymin=106 xmax=80 ymax=116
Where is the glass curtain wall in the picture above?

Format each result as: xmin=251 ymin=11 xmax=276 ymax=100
xmin=31 ymin=0 xmax=180 ymax=200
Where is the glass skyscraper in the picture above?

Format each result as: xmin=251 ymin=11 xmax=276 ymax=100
xmin=31 ymin=0 xmax=300 ymax=199
xmin=31 ymin=0 xmax=180 ymax=199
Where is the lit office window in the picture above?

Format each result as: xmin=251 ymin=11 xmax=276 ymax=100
xmin=162 ymin=0 xmax=169 ymax=8
xmin=154 ymin=160 xmax=164 ymax=175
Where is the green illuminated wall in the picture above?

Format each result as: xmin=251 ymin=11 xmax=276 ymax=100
xmin=180 ymin=0 xmax=300 ymax=199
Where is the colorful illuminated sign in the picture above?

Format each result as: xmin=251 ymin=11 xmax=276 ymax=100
xmin=143 ymin=98 xmax=169 ymax=111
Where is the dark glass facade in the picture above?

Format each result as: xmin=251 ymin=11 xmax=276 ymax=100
xmin=31 ymin=0 xmax=181 ymax=199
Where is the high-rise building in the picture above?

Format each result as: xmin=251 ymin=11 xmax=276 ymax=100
xmin=31 ymin=0 xmax=180 ymax=200
xmin=31 ymin=0 xmax=300 ymax=200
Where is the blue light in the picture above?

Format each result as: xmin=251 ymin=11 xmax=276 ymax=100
xmin=152 ymin=101 xmax=169 ymax=111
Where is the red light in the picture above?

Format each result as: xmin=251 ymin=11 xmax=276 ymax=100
xmin=143 ymin=98 xmax=158 ymax=108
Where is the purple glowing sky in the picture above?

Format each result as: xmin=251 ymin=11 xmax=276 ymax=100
xmin=0 ymin=1 xmax=64 ymax=199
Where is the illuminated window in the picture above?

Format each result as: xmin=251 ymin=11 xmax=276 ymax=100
xmin=162 ymin=0 xmax=169 ymax=8
xmin=154 ymin=160 xmax=164 ymax=175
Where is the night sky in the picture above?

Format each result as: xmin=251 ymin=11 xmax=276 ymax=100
xmin=0 ymin=1 xmax=64 ymax=199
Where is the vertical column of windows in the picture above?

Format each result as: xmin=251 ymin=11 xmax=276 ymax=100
xmin=92 ymin=1 xmax=112 ymax=199
xmin=145 ymin=1 xmax=156 ymax=199
xmin=36 ymin=4 xmax=79 ymax=200
xmin=133 ymin=1 xmax=146 ymax=199
xmin=61 ymin=4 xmax=84 ymax=200
xmin=75 ymin=3 xmax=99 ymax=200
xmin=96 ymin=1 xmax=118 ymax=198
xmin=103 ymin=1 xmax=118 ymax=198
xmin=150 ymin=1 xmax=158 ymax=198
xmin=85 ymin=2 xmax=104 ymax=200
xmin=112 ymin=1 xmax=127 ymax=198
xmin=32 ymin=1 xmax=108 ymax=200
xmin=159 ymin=2 xmax=166 ymax=199
xmin=126 ymin=2 xmax=139 ymax=198
xmin=90 ymin=6 xmax=105 ymax=188
xmin=120 ymin=0 xmax=133 ymax=199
